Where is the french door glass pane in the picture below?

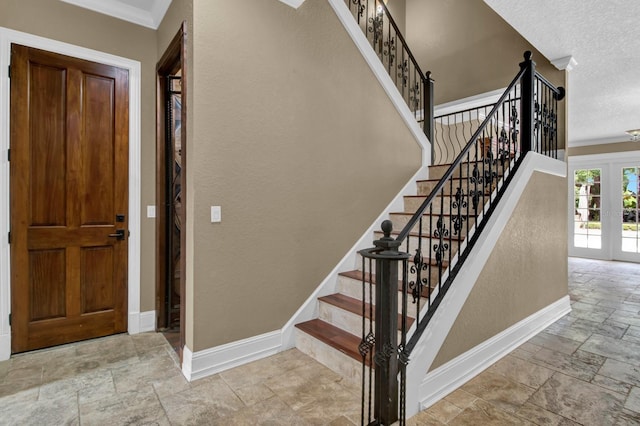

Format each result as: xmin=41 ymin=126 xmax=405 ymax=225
xmin=622 ymin=166 xmax=640 ymax=253
xmin=574 ymin=168 xmax=601 ymax=249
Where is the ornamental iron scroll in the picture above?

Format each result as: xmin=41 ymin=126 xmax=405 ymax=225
xmin=383 ymin=37 xmax=396 ymax=64
xmin=398 ymin=59 xmax=409 ymax=87
xmin=433 ymin=216 xmax=450 ymax=267
xmin=451 ymin=187 xmax=468 ymax=236
xmin=352 ymin=0 xmax=365 ymax=18
xmin=409 ymin=248 xmax=428 ymax=303
xmin=358 ymin=331 xmax=375 ymax=358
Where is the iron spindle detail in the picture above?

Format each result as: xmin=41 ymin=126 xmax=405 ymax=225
xmin=356 ymin=48 xmax=564 ymax=425
xmin=394 ymin=52 xmax=564 ymax=366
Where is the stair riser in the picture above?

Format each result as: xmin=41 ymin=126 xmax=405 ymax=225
xmin=389 ymin=214 xmax=475 ymax=238
xmin=318 ymin=302 xmax=404 ymax=343
xmin=295 ymin=329 xmax=366 ymax=386
xmin=336 ymin=276 xmax=429 ymax=311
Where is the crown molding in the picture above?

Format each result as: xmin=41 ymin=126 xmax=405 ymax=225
xmin=278 ymin=0 xmax=306 ymax=8
xmin=59 ymin=0 xmax=171 ymax=30
xmin=569 ymin=135 xmax=631 ymax=148
xmin=551 ymin=55 xmax=578 ymax=72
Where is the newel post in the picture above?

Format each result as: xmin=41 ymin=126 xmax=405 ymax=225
xmin=372 ymin=220 xmax=403 ymax=425
xmin=424 ymin=72 xmax=435 ymax=163
xmin=520 ymin=51 xmax=536 ymax=154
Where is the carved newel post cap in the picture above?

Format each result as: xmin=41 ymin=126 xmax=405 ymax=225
xmin=381 ymin=220 xmax=393 ymax=239
xmin=523 ymin=51 xmax=532 ymax=61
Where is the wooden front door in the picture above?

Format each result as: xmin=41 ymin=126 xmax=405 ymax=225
xmin=10 ymin=44 xmax=129 ymax=353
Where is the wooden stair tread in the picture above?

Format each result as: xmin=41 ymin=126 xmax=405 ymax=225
xmin=318 ymin=293 xmax=415 ymax=328
xmin=295 ymin=319 xmax=362 ymax=362
xmin=340 ymin=265 xmax=448 ymax=282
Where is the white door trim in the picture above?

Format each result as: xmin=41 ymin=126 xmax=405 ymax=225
xmin=0 ymin=27 xmax=142 ymax=360
xmin=568 ymin=152 xmax=640 ymax=262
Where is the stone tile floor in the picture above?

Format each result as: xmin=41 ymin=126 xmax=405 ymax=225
xmin=1 ymin=257 xmax=639 ymax=425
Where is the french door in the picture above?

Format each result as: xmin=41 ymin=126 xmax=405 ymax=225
xmin=612 ymin=162 xmax=640 ymax=262
xmin=569 ymin=154 xmax=640 ymax=263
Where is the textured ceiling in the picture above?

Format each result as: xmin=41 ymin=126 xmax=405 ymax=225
xmin=484 ymin=0 xmax=640 ymax=146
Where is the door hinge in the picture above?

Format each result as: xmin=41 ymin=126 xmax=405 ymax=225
xmin=8 ymin=313 xmax=11 ymax=326
xmin=7 ymin=65 xmax=10 ymax=79
xmin=7 ymin=149 xmax=10 ymax=162
xmin=7 ymin=231 xmax=10 ymax=244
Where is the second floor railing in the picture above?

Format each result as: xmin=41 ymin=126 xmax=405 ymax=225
xmin=432 ymin=72 xmax=564 ymax=166
xmin=345 ymin=0 xmax=434 ymax=143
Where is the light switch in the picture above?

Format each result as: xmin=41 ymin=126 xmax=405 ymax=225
xmin=147 ymin=205 xmax=156 ymax=218
xmin=211 ymin=206 xmax=221 ymax=223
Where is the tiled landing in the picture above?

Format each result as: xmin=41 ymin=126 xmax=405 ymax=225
xmin=1 ymin=257 xmax=640 ymax=425
xmin=0 ymin=333 xmax=362 ymax=425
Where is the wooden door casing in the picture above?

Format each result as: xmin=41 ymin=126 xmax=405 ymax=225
xmin=10 ymin=44 xmax=129 ymax=353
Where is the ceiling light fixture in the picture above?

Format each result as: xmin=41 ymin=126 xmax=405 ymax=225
xmin=626 ymin=129 xmax=640 ymax=142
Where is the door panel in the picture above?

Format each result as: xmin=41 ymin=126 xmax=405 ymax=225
xmin=29 ymin=250 xmax=66 ymax=321
xmin=10 ymin=44 xmax=129 ymax=353
xmin=613 ymin=164 xmax=640 ymax=262
xmin=569 ymin=166 xmax=607 ymax=259
xmin=28 ymin=63 xmax=67 ymax=227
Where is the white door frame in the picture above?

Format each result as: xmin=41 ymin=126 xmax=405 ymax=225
xmin=611 ymin=159 xmax=640 ymax=263
xmin=0 ymin=27 xmax=142 ymax=360
xmin=568 ymin=151 xmax=640 ymax=262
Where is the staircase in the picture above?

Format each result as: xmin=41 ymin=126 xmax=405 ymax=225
xmin=293 ymin=158 xmax=500 ymax=384
xmin=289 ymin=2 xmax=565 ymax=425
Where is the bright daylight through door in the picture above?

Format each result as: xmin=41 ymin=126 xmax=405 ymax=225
xmin=622 ymin=166 xmax=640 ymax=253
xmin=574 ymin=168 xmax=602 ymax=249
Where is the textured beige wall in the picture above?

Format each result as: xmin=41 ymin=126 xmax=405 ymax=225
xmin=386 ymin=0 xmax=407 ymax=34
xmin=569 ymin=141 xmax=640 ymax=157
xmin=190 ymin=0 xmax=421 ymax=351
xmin=405 ymin=0 xmax=566 ymax=149
xmin=0 ymin=0 xmax=158 ymax=312
xmin=430 ymin=171 xmax=568 ymax=370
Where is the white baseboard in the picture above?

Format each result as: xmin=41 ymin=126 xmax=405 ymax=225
xmin=128 ymin=310 xmax=156 ymax=335
xmin=181 ymin=330 xmax=281 ymax=382
xmin=278 ymin=0 xmax=305 ymax=8
xmin=418 ymin=295 xmax=571 ymax=409
xmin=403 ymin=153 xmax=567 ymax=417
xmin=139 ymin=311 xmax=156 ymax=333
xmin=0 ymin=332 xmax=9 ymax=361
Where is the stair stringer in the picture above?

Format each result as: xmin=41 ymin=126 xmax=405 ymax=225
xmin=281 ymin=164 xmax=429 ymax=349
xmin=403 ymin=152 xmax=567 ymax=417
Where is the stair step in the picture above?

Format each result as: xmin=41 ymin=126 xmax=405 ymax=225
xmin=318 ymin=293 xmax=415 ymax=329
xmin=389 ymin=212 xmax=476 ymax=237
xmin=403 ymin=193 xmax=490 ymax=214
xmin=295 ymin=319 xmax=362 ymax=362
xmin=373 ymin=230 xmax=462 ymax=257
xmin=416 ymin=177 xmax=499 ymax=197
xmin=427 ymin=159 xmax=513 ymax=180
xmin=340 ymin=269 xmax=444 ymax=291
xmin=338 ymin=270 xmax=446 ymax=302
